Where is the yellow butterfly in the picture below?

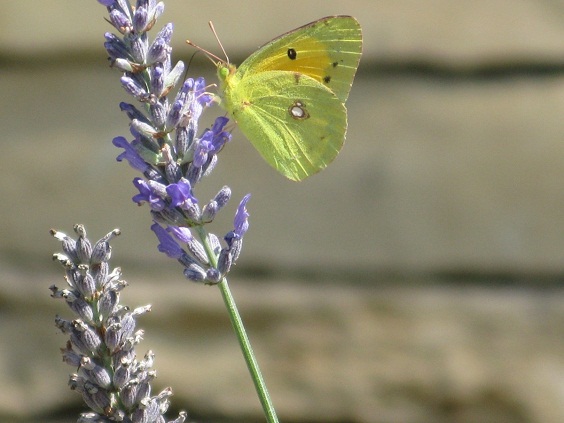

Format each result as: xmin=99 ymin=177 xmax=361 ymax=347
xmin=216 ymin=16 xmax=362 ymax=181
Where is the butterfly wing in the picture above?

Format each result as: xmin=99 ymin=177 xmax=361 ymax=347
xmin=229 ymin=70 xmax=346 ymax=181
xmin=236 ymin=16 xmax=362 ymax=103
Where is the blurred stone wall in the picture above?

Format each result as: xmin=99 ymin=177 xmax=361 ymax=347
xmin=1 ymin=1 xmax=564 ymax=423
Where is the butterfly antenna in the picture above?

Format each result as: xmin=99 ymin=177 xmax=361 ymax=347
xmin=185 ymin=39 xmax=224 ymax=65
xmin=208 ymin=21 xmax=230 ymax=64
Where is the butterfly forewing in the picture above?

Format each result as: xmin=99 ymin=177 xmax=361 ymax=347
xmin=236 ymin=16 xmax=362 ymax=103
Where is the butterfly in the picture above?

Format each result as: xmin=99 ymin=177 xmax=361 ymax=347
xmin=215 ymin=16 xmax=362 ymax=181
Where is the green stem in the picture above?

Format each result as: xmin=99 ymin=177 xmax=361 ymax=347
xmin=195 ymin=226 xmax=279 ymax=423
xmin=217 ymin=278 xmax=279 ymax=423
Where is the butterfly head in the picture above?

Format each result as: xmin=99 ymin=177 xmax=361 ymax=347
xmin=217 ymin=62 xmax=237 ymax=84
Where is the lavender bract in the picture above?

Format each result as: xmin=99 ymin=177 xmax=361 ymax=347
xmin=100 ymin=0 xmax=250 ymax=284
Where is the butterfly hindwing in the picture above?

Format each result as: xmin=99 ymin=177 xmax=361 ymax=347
xmin=230 ymin=70 xmax=346 ymax=181
xmin=236 ymin=16 xmax=362 ymax=103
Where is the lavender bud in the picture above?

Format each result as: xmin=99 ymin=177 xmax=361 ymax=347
xmin=185 ymin=162 xmax=203 ymax=185
xmin=113 ymin=364 xmax=130 ymax=389
xmin=201 ymin=186 xmax=232 ymax=223
xmin=74 ymin=320 xmax=102 ymax=354
xmin=162 ymin=60 xmax=185 ymax=97
xmin=174 ymin=127 xmax=192 ymax=160
xmin=131 ymin=119 xmax=158 ymax=138
xmin=167 ymin=99 xmax=183 ymax=129
xmin=183 ymin=202 xmax=201 ymax=223
xmin=69 ymin=332 xmax=90 ymax=357
xmin=150 ymin=63 xmax=165 ymax=97
xmin=201 ymin=200 xmax=218 ymax=223
xmin=206 ymin=268 xmax=222 ymax=284
xmin=121 ymin=380 xmax=139 ymax=409
xmin=92 ymin=261 xmax=110 ymax=290
xmin=146 ymin=179 xmax=168 ymax=198
xmin=151 ymin=208 xmax=185 ymax=226
xmin=62 ymin=346 xmax=82 ymax=368
xmin=132 ymin=3 xmax=148 ymax=33
xmin=109 ymin=8 xmax=133 ymax=33
xmin=98 ymin=289 xmax=119 ymax=319
xmin=75 ymin=271 xmax=96 ymax=299
xmin=136 ymin=374 xmax=153 ymax=400
xmin=108 ymin=272 xmax=127 ymax=292
xmin=185 ymin=237 xmax=209 ymax=265
xmin=69 ymin=297 xmax=94 ymax=323
xmin=51 ymin=229 xmax=79 ymax=262
xmin=217 ymin=248 xmax=232 ymax=275
xmin=215 ymin=186 xmax=231 ymax=208
xmin=120 ymin=313 xmax=136 ymax=340
xmin=150 ymin=102 xmax=167 ymax=128
xmin=79 ymin=386 xmax=105 ymax=414
xmin=84 ymin=383 xmax=111 ymax=412
xmin=162 ymin=145 xmax=181 ymax=182
xmin=52 ymin=252 xmax=73 ymax=269
xmin=183 ymin=264 xmax=206 ymax=282
xmin=147 ymin=35 xmax=170 ymax=65
xmin=148 ymin=2 xmax=165 ymax=27
xmin=91 ymin=230 xmax=119 ymax=264
xmin=74 ymin=225 xmax=92 ymax=263
xmin=229 ymin=237 xmax=243 ymax=262
xmin=128 ymin=33 xmax=148 ymax=64
xmin=81 ymin=357 xmax=112 ymax=389
xmin=104 ymin=322 xmax=121 ymax=352
xmin=121 ymin=76 xmax=150 ymax=102
xmin=147 ymin=24 xmax=173 ymax=65
xmin=104 ymin=32 xmax=129 ymax=60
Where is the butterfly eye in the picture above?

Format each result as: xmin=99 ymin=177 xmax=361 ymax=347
xmin=287 ymin=48 xmax=297 ymax=60
xmin=288 ymin=101 xmax=309 ymax=120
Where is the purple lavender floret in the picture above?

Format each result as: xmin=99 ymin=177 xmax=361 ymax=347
xmin=99 ymin=0 xmax=250 ymax=284
xmin=51 ymin=225 xmax=187 ymax=423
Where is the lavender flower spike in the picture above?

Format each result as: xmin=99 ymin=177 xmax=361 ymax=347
xmin=51 ymin=225 xmax=187 ymax=423
xmin=99 ymin=0 xmax=250 ymax=283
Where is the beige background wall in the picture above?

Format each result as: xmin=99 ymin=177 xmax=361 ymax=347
xmin=2 ymin=1 xmax=564 ymax=272
xmin=1 ymin=1 xmax=564 ymax=422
